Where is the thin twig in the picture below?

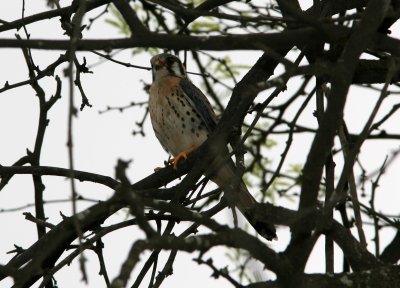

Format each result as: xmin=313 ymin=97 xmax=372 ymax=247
xmin=67 ymin=0 xmax=88 ymax=282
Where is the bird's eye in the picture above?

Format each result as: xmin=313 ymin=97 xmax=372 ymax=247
xmin=166 ymin=57 xmax=175 ymax=65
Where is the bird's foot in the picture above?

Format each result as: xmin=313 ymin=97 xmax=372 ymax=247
xmin=170 ymin=146 xmax=196 ymax=169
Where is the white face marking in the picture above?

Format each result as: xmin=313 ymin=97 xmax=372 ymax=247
xmin=170 ymin=61 xmax=185 ymax=77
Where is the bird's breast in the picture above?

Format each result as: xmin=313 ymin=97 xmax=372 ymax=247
xmin=149 ymin=77 xmax=209 ymax=156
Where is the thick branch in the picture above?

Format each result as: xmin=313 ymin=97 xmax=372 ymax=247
xmin=112 ymin=0 xmax=148 ymax=35
xmin=0 ymin=165 xmax=118 ymax=190
xmin=248 ymin=265 xmax=400 ymax=288
xmin=0 ymin=0 xmax=110 ymax=33
xmin=0 ymin=25 xmax=398 ymax=55
xmin=380 ymin=229 xmax=400 ymax=264
xmin=251 ymin=203 xmax=379 ymax=271
xmin=287 ymin=0 xmax=390 ymax=271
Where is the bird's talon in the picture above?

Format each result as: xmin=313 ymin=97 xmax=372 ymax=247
xmin=170 ymin=153 xmax=187 ymax=170
xmin=170 ymin=146 xmax=195 ymax=170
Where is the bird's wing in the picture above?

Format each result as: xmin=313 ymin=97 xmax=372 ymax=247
xmin=179 ymin=78 xmax=218 ymax=132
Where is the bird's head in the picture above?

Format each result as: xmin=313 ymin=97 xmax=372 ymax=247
xmin=150 ymin=53 xmax=187 ymax=81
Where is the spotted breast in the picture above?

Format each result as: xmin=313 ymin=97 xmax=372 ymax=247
xmin=149 ymin=76 xmax=210 ymax=156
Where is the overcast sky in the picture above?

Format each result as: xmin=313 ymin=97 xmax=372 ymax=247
xmin=1 ymin=1 xmax=400 ymax=287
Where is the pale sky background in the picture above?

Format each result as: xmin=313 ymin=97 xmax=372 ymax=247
xmin=1 ymin=1 xmax=400 ymax=287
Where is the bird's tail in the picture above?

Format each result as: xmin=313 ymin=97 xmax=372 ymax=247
xmin=210 ymin=161 xmax=277 ymax=240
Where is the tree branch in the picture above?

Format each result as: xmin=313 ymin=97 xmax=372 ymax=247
xmin=112 ymin=0 xmax=148 ymax=35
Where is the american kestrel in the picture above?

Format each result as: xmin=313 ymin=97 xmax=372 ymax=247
xmin=149 ymin=53 xmax=276 ymax=240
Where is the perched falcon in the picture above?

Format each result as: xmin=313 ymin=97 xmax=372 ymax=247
xmin=149 ymin=53 xmax=276 ymax=240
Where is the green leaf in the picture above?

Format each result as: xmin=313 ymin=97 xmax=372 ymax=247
xmin=190 ymin=21 xmax=221 ymax=32
xmin=105 ymin=4 xmax=131 ymax=36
